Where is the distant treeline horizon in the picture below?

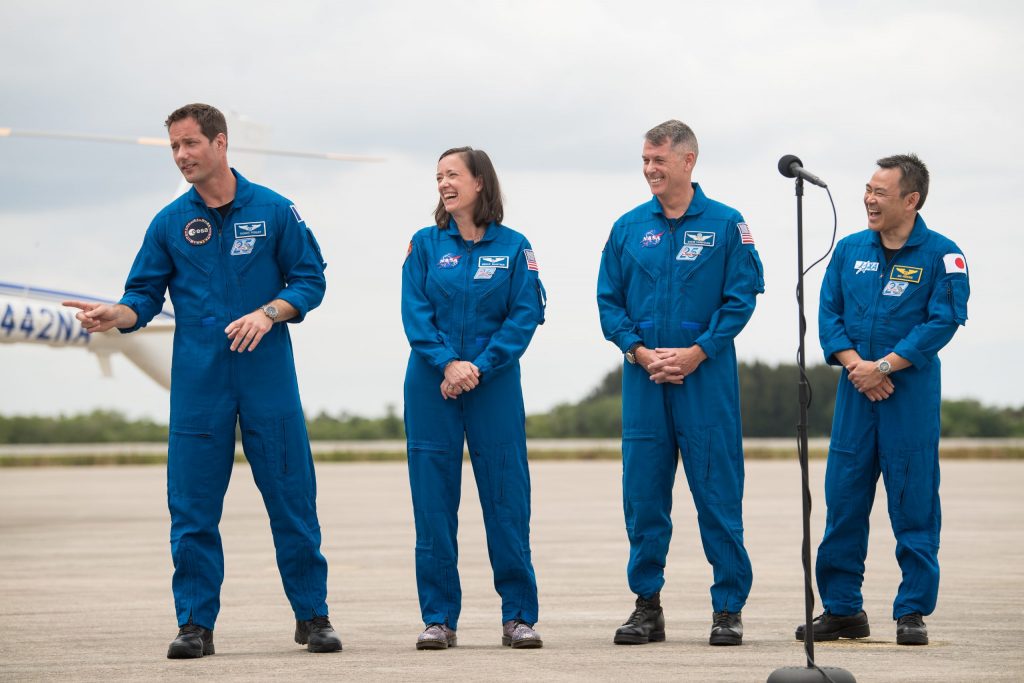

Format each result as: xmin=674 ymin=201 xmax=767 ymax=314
xmin=3 ymin=362 xmax=1022 ymax=443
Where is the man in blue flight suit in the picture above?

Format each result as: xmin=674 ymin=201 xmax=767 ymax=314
xmin=597 ymin=120 xmax=764 ymax=647
xmin=796 ymin=154 xmax=969 ymax=646
xmin=64 ymin=103 xmax=341 ymax=658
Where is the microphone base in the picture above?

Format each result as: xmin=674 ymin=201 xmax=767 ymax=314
xmin=767 ymin=666 xmax=856 ymax=682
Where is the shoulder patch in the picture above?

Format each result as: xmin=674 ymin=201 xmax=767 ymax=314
xmin=289 ymin=204 xmax=304 ymax=223
xmin=523 ymin=249 xmax=539 ymax=272
xmin=943 ymin=253 xmax=967 ymax=274
xmin=737 ymin=222 xmax=755 ymax=245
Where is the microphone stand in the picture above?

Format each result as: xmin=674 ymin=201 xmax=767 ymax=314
xmin=768 ymin=177 xmax=855 ymax=683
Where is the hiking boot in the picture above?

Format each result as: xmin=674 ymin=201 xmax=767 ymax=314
xmin=795 ymin=610 xmax=870 ymax=641
xmin=167 ymin=623 xmax=214 ymax=659
xmin=416 ymin=623 xmax=457 ymax=650
xmin=502 ymin=620 xmax=543 ymax=648
xmin=896 ymin=613 xmax=928 ymax=645
xmin=614 ymin=593 xmax=665 ymax=645
xmin=709 ymin=610 xmax=743 ymax=646
xmin=295 ymin=615 xmax=342 ymax=653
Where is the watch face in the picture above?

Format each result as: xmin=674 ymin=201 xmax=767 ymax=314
xmin=263 ymin=305 xmax=278 ymax=319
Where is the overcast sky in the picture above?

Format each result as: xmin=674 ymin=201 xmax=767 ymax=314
xmin=1 ymin=0 xmax=1021 ymax=421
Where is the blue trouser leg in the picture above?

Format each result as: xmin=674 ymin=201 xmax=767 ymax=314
xmin=465 ymin=366 xmax=538 ymax=625
xmin=240 ymin=410 xmax=330 ymax=620
xmin=405 ymin=354 xmax=465 ymax=629
xmin=167 ymin=404 xmax=236 ymax=630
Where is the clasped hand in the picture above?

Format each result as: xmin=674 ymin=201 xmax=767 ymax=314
xmin=641 ymin=345 xmax=708 ymax=384
xmin=845 ymin=359 xmax=895 ymax=402
xmin=440 ymin=360 xmax=481 ymax=399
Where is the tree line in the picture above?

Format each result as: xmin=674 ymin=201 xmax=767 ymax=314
xmin=2 ymin=363 xmax=1022 ymax=443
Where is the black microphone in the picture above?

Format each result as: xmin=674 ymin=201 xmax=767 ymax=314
xmin=778 ymin=154 xmax=828 ymax=188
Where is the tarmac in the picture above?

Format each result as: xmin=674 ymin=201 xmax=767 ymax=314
xmin=1 ymin=459 xmax=1022 ymax=682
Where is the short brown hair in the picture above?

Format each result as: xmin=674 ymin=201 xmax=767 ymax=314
xmin=645 ymin=120 xmax=699 ymax=158
xmin=433 ymin=147 xmax=504 ymax=228
xmin=165 ymin=103 xmax=228 ymax=145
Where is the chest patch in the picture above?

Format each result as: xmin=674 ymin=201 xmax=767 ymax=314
xmin=882 ymin=281 xmax=909 ymax=297
xmin=234 ymin=221 xmax=267 ymax=239
xmin=676 ymin=245 xmax=703 ymax=261
xmin=478 ymin=255 xmax=509 ymax=269
xmin=683 ymin=230 xmax=716 ymax=248
xmin=890 ymin=265 xmax=923 ymax=283
xmin=437 ymin=253 xmax=462 ymax=269
xmin=640 ymin=230 xmax=664 ymax=248
xmin=183 ymin=218 xmax=213 ymax=246
xmin=854 ymin=260 xmax=879 ymax=274
xmin=474 ymin=266 xmax=497 ymax=280
xmin=231 ymin=238 xmax=256 ymax=256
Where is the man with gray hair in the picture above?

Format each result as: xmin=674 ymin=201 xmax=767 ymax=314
xmin=597 ymin=120 xmax=765 ymax=646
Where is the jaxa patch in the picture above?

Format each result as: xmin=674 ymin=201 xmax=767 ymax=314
xmin=640 ymin=229 xmax=664 ymax=248
xmin=683 ymin=230 xmax=716 ymax=248
xmin=183 ymin=217 xmax=213 ymax=246
xmin=234 ymin=221 xmax=266 ymax=239
xmin=474 ymin=266 xmax=497 ymax=280
xmin=890 ymin=265 xmax=923 ymax=283
xmin=478 ymin=255 xmax=509 ymax=269
xmin=437 ymin=253 xmax=462 ymax=269
xmin=854 ymin=260 xmax=879 ymax=274
xmin=676 ymin=245 xmax=703 ymax=261
xmin=289 ymin=205 xmax=304 ymax=223
xmin=230 ymin=238 xmax=256 ymax=255
xmin=883 ymin=280 xmax=909 ymax=297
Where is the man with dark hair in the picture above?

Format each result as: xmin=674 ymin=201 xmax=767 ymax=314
xmin=65 ymin=103 xmax=341 ymax=658
xmin=597 ymin=120 xmax=764 ymax=647
xmin=797 ymin=153 xmax=969 ymax=646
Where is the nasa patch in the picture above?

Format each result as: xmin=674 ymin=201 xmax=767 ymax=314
xmin=231 ymin=238 xmax=256 ymax=255
xmin=437 ymin=253 xmax=462 ymax=269
xmin=640 ymin=229 xmax=664 ymax=248
xmin=683 ymin=230 xmax=716 ymax=248
xmin=184 ymin=218 xmax=213 ymax=246
xmin=676 ymin=245 xmax=703 ymax=261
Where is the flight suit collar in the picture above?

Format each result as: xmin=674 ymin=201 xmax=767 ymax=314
xmin=647 ymin=183 xmax=709 ymax=219
xmin=185 ymin=168 xmax=254 ymax=209
xmin=871 ymin=213 xmax=929 ymax=250
xmin=444 ymin=219 xmax=502 ymax=244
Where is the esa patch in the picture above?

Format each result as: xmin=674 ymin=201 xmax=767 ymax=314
xmin=234 ymin=221 xmax=266 ymax=239
xmin=683 ymin=230 xmax=716 ymax=248
xmin=890 ymin=265 xmax=923 ymax=283
xmin=478 ymin=255 xmax=509 ymax=269
xmin=943 ymin=253 xmax=968 ymax=274
xmin=437 ymin=253 xmax=462 ymax=269
xmin=882 ymin=280 xmax=909 ymax=297
xmin=676 ymin=245 xmax=703 ymax=261
xmin=640 ymin=229 xmax=664 ymax=248
xmin=854 ymin=260 xmax=879 ymax=274
xmin=737 ymin=223 xmax=755 ymax=245
xmin=230 ymin=238 xmax=256 ymax=255
xmin=183 ymin=217 xmax=213 ymax=246
xmin=289 ymin=205 xmax=304 ymax=223
xmin=474 ymin=266 xmax=497 ymax=280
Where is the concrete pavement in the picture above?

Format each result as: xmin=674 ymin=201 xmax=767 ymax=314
xmin=1 ymin=460 xmax=1022 ymax=681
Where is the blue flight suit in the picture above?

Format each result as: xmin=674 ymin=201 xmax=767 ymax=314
xmin=597 ymin=184 xmax=764 ymax=612
xmin=401 ymin=221 xmax=546 ymax=630
xmin=817 ymin=214 xmax=969 ymax=619
xmin=118 ymin=169 xmax=330 ymax=630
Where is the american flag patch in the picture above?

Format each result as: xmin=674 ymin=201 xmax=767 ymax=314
xmin=737 ymin=222 xmax=755 ymax=245
xmin=523 ymin=249 xmax=539 ymax=271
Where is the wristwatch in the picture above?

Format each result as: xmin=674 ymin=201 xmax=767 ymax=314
xmin=877 ymin=359 xmax=892 ymax=375
xmin=625 ymin=343 xmax=642 ymax=365
xmin=260 ymin=304 xmax=279 ymax=322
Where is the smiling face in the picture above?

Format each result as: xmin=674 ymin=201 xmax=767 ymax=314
xmin=436 ymin=152 xmax=482 ymax=221
xmin=642 ymin=138 xmax=694 ymax=201
xmin=865 ymin=167 xmax=918 ymax=235
xmin=168 ymin=117 xmax=226 ymax=186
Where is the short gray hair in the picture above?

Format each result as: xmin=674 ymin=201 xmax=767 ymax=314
xmin=645 ymin=120 xmax=698 ymax=158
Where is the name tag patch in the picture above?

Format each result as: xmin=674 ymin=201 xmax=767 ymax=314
xmin=683 ymin=231 xmax=716 ymax=247
xmin=474 ymin=267 xmax=497 ymax=280
xmin=890 ymin=265 xmax=923 ymax=283
xmin=234 ymin=221 xmax=267 ymax=238
xmin=854 ymin=260 xmax=879 ymax=274
xmin=478 ymin=255 xmax=509 ymax=269
xmin=676 ymin=245 xmax=704 ymax=261
xmin=231 ymin=238 xmax=256 ymax=255
xmin=883 ymin=281 xmax=909 ymax=297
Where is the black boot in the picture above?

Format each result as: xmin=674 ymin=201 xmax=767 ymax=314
xmin=795 ymin=611 xmax=870 ymax=641
xmin=167 ymin=623 xmax=214 ymax=659
xmin=614 ymin=593 xmax=665 ymax=645
xmin=896 ymin=613 xmax=928 ymax=645
xmin=295 ymin=615 xmax=343 ymax=653
xmin=709 ymin=611 xmax=743 ymax=646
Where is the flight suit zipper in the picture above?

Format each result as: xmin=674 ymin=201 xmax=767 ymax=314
xmin=868 ymin=243 xmax=904 ymax=358
xmin=460 ymin=240 xmax=475 ymax=357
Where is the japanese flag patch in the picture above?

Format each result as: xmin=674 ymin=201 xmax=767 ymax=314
xmin=943 ymin=253 xmax=967 ymax=274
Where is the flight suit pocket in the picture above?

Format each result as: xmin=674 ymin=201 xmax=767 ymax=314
xmin=622 ymin=429 xmax=659 ymax=503
xmin=948 ymin=278 xmax=968 ymax=324
xmin=885 ymin=446 xmax=938 ymax=535
xmin=748 ymin=251 xmax=766 ymax=294
xmin=168 ymin=425 xmax=217 ymax=499
xmin=281 ymin=412 xmax=315 ymax=497
xmin=682 ymin=426 xmax=742 ymax=505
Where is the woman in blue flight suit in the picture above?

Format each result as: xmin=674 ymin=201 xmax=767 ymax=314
xmin=401 ymin=147 xmax=547 ymax=650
